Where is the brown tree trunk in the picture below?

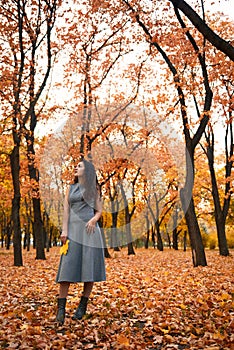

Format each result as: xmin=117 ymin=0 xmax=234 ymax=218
xmin=172 ymin=228 xmax=179 ymax=250
xmin=144 ymin=215 xmax=150 ymax=249
xmin=172 ymin=208 xmax=179 ymax=250
xmin=125 ymin=211 xmax=135 ymax=255
xmin=207 ymin=152 xmax=229 ymax=256
xmin=155 ymin=220 xmax=163 ymax=251
xmin=10 ymin=143 xmax=23 ymax=266
xmin=120 ymin=183 xmax=135 ymax=255
xmin=180 ymin=189 xmax=207 ymax=266
xmin=32 ymin=197 xmax=45 ymax=260
xmin=111 ymin=209 xmax=119 ymax=250
xmin=152 ymin=226 xmax=156 ymax=248
xmin=26 ymin=131 xmax=45 ymax=260
xmin=183 ymin=231 xmax=187 ymax=251
xmin=98 ymin=217 xmax=111 ymax=258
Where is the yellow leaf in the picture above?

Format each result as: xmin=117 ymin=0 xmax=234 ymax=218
xmin=221 ymin=293 xmax=230 ymax=301
xmin=60 ymin=240 xmax=70 ymax=255
xmin=117 ymin=334 xmax=130 ymax=346
xmin=159 ymin=327 xmax=170 ymax=334
xmin=146 ymin=301 xmax=154 ymax=308
xmin=213 ymin=309 xmax=223 ymax=317
xmin=213 ymin=331 xmax=227 ymax=340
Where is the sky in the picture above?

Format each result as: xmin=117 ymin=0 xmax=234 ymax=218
xmin=194 ymin=0 xmax=234 ymax=21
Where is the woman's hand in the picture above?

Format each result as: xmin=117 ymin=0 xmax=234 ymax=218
xmin=61 ymin=233 xmax=67 ymax=245
xmin=86 ymin=218 xmax=96 ymax=234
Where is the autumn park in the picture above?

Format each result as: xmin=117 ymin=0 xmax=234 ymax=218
xmin=0 ymin=0 xmax=233 ymax=349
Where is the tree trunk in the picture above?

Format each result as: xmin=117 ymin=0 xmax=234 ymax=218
xmin=208 ymin=157 xmax=229 ymax=256
xmin=127 ymin=239 xmax=135 ymax=255
xmin=5 ymin=220 xmax=12 ymax=250
xmin=119 ymin=183 xmax=135 ymax=255
xmin=180 ymin=189 xmax=207 ymax=266
xmin=111 ymin=210 xmax=119 ymax=249
xmin=98 ymin=217 xmax=111 ymax=258
xmin=183 ymin=231 xmax=187 ymax=251
xmin=172 ymin=209 xmax=179 ymax=250
xmin=125 ymin=212 xmax=135 ymax=255
xmin=172 ymin=228 xmax=179 ymax=250
xmin=152 ymin=226 xmax=156 ymax=248
xmin=206 ymin=138 xmax=229 ymax=256
xmin=126 ymin=218 xmax=135 ymax=255
xmin=155 ymin=220 xmax=163 ymax=251
xmin=32 ymin=197 xmax=46 ymax=259
xmin=26 ymin=131 xmax=45 ymax=260
xmin=10 ymin=144 xmax=23 ymax=266
xmin=145 ymin=215 xmax=150 ymax=249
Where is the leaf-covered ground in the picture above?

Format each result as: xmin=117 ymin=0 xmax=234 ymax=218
xmin=0 ymin=248 xmax=233 ymax=350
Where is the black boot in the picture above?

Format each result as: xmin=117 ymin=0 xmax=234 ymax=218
xmin=72 ymin=296 xmax=88 ymax=320
xmin=56 ymin=298 xmax=66 ymax=325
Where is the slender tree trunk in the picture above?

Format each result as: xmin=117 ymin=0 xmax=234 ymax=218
xmin=99 ymin=217 xmax=111 ymax=258
xmin=183 ymin=231 xmax=187 ymax=251
xmin=166 ymin=231 xmax=171 ymax=249
xmin=127 ymin=225 xmax=135 ymax=255
xmin=33 ymin=197 xmax=45 ymax=259
xmin=120 ymin=184 xmax=135 ymax=255
xmin=172 ymin=228 xmax=179 ymax=250
xmin=145 ymin=215 xmax=150 ymax=249
xmin=10 ymin=143 xmax=23 ymax=266
xmin=26 ymin=129 xmax=45 ymax=260
xmin=152 ymin=226 xmax=156 ymax=248
xmin=111 ymin=210 xmax=120 ymax=250
xmin=172 ymin=209 xmax=179 ymax=250
xmin=29 ymin=165 xmax=45 ymax=260
xmin=124 ymin=207 xmax=135 ymax=255
xmin=155 ymin=219 xmax=163 ymax=251
xmin=209 ymin=163 xmax=229 ymax=256
xmin=180 ymin=189 xmax=207 ymax=266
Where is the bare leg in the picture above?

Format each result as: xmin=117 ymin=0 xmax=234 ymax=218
xmin=59 ymin=282 xmax=70 ymax=298
xmin=83 ymin=282 xmax=94 ymax=298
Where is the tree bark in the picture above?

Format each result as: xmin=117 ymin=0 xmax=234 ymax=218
xmin=98 ymin=217 xmax=111 ymax=258
xmin=26 ymin=130 xmax=46 ymax=260
xmin=10 ymin=143 xmax=23 ymax=266
xmin=172 ymin=228 xmax=179 ymax=250
xmin=155 ymin=220 xmax=163 ymax=251
xmin=124 ymin=205 xmax=135 ymax=255
xmin=119 ymin=183 xmax=135 ymax=255
xmin=206 ymin=145 xmax=229 ymax=256
xmin=180 ymin=188 xmax=207 ymax=266
xmin=144 ymin=214 xmax=150 ymax=249
xmin=32 ymin=197 xmax=45 ymax=259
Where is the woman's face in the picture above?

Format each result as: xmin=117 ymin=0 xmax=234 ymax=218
xmin=75 ymin=161 xmax=85 ymax=178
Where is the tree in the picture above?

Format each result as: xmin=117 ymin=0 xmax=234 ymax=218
xmin=0 ymin=0 xmax=61 ymax=264
xmin=119 ymin=0 xmax=230 ymax=265
xmin=169 ymin=0 xmax=234 ymax=61
xmin=199 ymin=44 xmax=233 ymax=255
xmin=0 ymin=135 xmax=13 ymax=250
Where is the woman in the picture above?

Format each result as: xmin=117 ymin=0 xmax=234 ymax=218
xmin=55 ymin=159 xmax=106 ymax=325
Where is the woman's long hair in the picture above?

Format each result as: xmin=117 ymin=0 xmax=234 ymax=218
xmin=74 ymin=159 xmax=100 ymax=204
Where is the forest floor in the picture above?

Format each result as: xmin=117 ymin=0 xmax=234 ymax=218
xmin=0 ymin=247 xmax=233 ymax=350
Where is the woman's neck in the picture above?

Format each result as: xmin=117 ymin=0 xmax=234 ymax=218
xmin=78 ymin=177 xmax=85 ymax=186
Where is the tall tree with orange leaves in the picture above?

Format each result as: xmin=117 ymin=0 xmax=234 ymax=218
xmin=0 ymin=0 xmax=61 ymax=265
